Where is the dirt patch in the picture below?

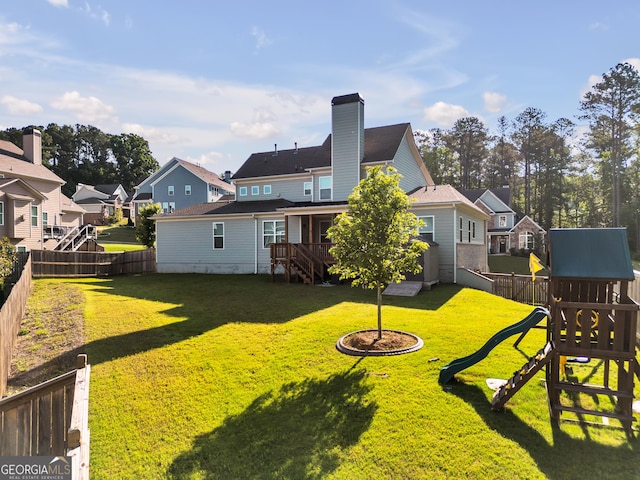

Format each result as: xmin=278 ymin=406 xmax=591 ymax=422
xmin=6 ymin=281 xmax=85 ymax=395
xmin=343 ymin=330 xmax=418 ymax=351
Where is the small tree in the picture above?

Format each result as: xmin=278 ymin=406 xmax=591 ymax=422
xmin=135 ymin=203 xmax=162 ymax=248
xmin=0 ymin=237 xmax=16 ymax=291
xmin=327 ymin=166 xmax=428 ymax=339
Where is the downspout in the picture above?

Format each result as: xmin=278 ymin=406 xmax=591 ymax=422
xmin=453 ymin=206 xmax=458 ymax=284
xmin=253 ymin=214 xmax=258 ymax=274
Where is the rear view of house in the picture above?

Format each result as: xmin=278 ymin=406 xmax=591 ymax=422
xmin=154 ymin=93 xmax=489 ymax=283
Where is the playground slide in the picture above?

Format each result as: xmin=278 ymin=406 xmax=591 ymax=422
xmin=438 ymin=307 xmax=549 ymax=384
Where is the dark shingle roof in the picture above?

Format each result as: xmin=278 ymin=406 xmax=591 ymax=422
xmin=460 ymin=187 xmax=511 ymax=208
xmin=232 ymin=123 xmax=410 ymax=180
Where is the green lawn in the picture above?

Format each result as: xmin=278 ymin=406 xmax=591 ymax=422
xmin=39 ymin=276 xmax=639 ymax=479
xmin=488 ymin=255 xmax=550 ymax=276
xmin=96 ymin=225 xmax=146 ymax=252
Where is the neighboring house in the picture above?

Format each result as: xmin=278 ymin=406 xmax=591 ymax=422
xmin=154 ymin=93 xmax=489 ymax=283
xmin=132 ymin=158 xmax=235 ymax=221
xmin=72 ymin=183 xmax=130 ymax=225
xmin=461 ymin=187 xmax=546 ymax=254
xmin=0 ymin=129 xmax=85 ymax=251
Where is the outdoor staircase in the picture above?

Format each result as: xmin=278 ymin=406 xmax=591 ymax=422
xmin=54 ymin=224 xmax=98 ymax=251
xmin=492 ymin=342 xmax=554 ymax=410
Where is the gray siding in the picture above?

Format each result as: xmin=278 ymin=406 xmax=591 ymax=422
xmin=154 ymin=167 xmax=207 ymax=211
xmin=235 ymin=177 xmax=311 ymax=203
xmin=393 ymin=135 xmax=429 ymax=192
xmin=331 ymin=100 xmax=363 ymax=201
xmin=156 ymin=217 xmax=258 ymax=273
xmin=412 ymin=206 xmax=456 ymax=283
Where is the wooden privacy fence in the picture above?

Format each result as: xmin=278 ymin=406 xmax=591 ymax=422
xmin=31 ymin=249 xmax=156 ymax=277
xmin=0 ymin=254 xmax=32 ymax=397
xmin=482 ymin=272 xmax=549 ymax=306
xmin=0 ymin=354 xmax=90 ymax=479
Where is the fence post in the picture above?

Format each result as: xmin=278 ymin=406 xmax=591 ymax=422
xmin=511 ymin=273 xmax=516 ymax=300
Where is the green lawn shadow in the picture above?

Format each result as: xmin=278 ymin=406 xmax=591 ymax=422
xmin=167 ymin=368 xmax=377 ymax=479
xmin=11 ymin=275 xmax=459 ymax=386
xmin=448 ymin=382 xmax=639 ymax=480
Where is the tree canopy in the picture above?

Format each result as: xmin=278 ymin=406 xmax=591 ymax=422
xmin=0 ymin=123 xmax=159 ymax=197
xmin=135 ymin=203 xmax=162 ymax=248
xmin=327 ymin=166 xmax=427 ymax=338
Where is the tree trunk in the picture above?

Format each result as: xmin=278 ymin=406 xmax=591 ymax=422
xmin=377 ymin=284 xmax=383 ymax=340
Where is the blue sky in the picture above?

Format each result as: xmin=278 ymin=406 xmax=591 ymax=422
xmin=1 ymin=1 xmax=638 ymax=175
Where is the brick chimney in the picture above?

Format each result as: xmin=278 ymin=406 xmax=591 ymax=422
xmin=23 ymin=128 xmax=42 ymax=166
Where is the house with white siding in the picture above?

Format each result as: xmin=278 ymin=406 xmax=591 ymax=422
xmin=154 ymin=93 xmax=489 ymax=283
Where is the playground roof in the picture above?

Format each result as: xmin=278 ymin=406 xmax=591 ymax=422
xmin=548 ymin=228 xmax=635 ymax=280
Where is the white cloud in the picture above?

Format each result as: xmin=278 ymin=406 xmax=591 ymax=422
xmin=230 ymin=120 xmax=281 ymax=139
xmin=483 ymin=92 xmax=507 ymax=113
xmin=48 ymin=0 xmax=69 ymax=7
xmin=122 ymin=123 xmax=181 ymax=145
xmin=423 ymin=101 xmax=469 ymax=128
xmin=623 ymin=57 xmax=640 ymax=72
xmin=0 ymin=95 xmax=43 ymax=115
xmin=80 ymin=3 xmax=111 ymax=26
xmin=51 ymin=91 xmax=115 ymax=122
xmin=251 ymin=27 xmax=272 ymax=50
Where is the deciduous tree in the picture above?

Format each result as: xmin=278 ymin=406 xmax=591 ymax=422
xmin=327 ymin=167 xmax=427 ymax=339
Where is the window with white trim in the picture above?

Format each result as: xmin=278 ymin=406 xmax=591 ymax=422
xmin=519 ymin=231 xmax=534 ymax=250
xmin=185 ymin=185 xmax=191 ymax=195
xmin=251 ymin=186 xmax=259 ymax=196
xmin=303 ymin=182 xmax=312 ymax=196
xmin=31 ymin=206 xmax=38 ymax=227
xmin=498 ymin=215 xmax=507 ymax=228
xmin=213 ymin=222 xmax=224 ymax=249
xmin=319 ymin=176 xmax=331 ymax=200
xmin=417 ymin=215 xmax=434 ymax=240
xmin=458 ymin=216 xmax=463 ymax=242
xmin=162 ymin=202 xmax=175 ymax=213
xmin=168 ymin=185 xmax=174 ymax=196
xmin=16 ymin=245 xmax=26 ymax=252
xmin=42 ymin=211 xmax=48 ymax=226
xmin=239 ymin=186 xmax=247 ymax=196
xmin=0 ymin=202 xmax=3 ymax=225
xmin=263 ymin=220 xmax=285 ymax=247
xmin=263 ymin=185 xmax=271 ymax=195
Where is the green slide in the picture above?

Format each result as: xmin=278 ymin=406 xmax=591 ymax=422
xmin=438 ymin=307 xmax=549 ymax=384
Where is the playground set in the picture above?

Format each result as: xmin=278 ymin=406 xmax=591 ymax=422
xmin=439 ymin=228 xmax=640 ymax=436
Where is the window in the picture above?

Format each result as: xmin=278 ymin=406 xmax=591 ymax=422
xmin=319 ymin=176 xmax=331 ymax=200
xmin=458 ymin=217 xmax=463 ymax=242
xmin=519 ymin=231 xmax=534 ymax=250
xmin=303 ymin=182 xmax=312 ymax=196
xmin=239 ymin=186 xmax=247 ymax=196
xmin=417 ymin=216 xmax=434 ymax=240
xmin=185 ymin=185 xmax=191 ymax=195
xmin=168 ymin=185 xmax=174 ymax=196
xmin=42 ymin=211 xmax=48 ymax=226
xmin=162 ymin=202 xmax=175 ymax=213
xmin=169 ymin=202 xmax=175 ymax=213
xmin=0 ymin=202 xmax=4 ymax=225
xmin=251 ymin=186 xmax=259 ymax=196
xmin=263 ymin=185 xmax=271 ymax=195
xmin=498 ymin=215 xmax=507 ymax=228
xmin=213 ymin=222 xmax=224 ymax=249
xmin=468 ymin=220 xmax=476 ymax=242
xmin=263 ymin=220 xmax=285 ymax=247
xmin=31 ymin=206 xmax=38 ymax=227
xmin=16 ymin=245 xmax=26 ymax=253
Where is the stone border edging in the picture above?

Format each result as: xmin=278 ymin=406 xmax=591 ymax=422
xmin=336 ymin=329 xmax=424 ymax=356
